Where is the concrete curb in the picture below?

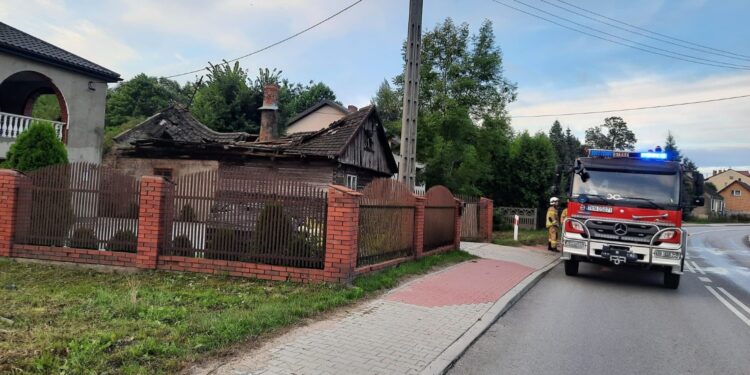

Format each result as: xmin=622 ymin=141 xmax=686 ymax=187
xmin=420 ymin=257 xmax=562 ymax=375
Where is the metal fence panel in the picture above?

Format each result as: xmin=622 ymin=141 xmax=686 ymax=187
xmin=495 ymin=207 xmax=537 ymax=229
xmin=162 ymin=168 xmax=327 ymax=269
xmin=457 ymin=195 xmax=480 ymax=240
xmin=357 ymin=179 xmax=416 ymax=267
xmin=14 ymin=162 xmax=140 ymax=252
xmin=423 ymin=186 xmax=456 ymax=251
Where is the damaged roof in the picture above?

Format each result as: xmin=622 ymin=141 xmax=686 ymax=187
xmin=113 ymin=105 xmax=254 ymax=146
xmin=0 ymin=21 xmax=120 ymax=82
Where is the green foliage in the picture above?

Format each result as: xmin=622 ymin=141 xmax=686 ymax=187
xmin=508 ymin=131 xmax=557 ymax=208
xmin=106 ymin=230 xmax=137 ymax=253
xmin=178 ymin=204 xmax=197 ymax=222
xmin=372 ymin=79 xmax=402 ymax=144
xmin=106 ymin=74 xmax=186 ymax=127
xmin=549 ymin=121 xmax=582 ymax=194
xmin=584 ymin=116 xmax=637 ymax=150
xmin=31 ymin=94 xmax=61 ymax=121
xmin=172 ymin=235 xmax=193 ymax=250
xmin=102 ymin=116 xmax=145 ymax=155
xmin=191 ymin=62 xmax=259 ymax=133
xmin=4 ymin=121 xmax=68 ymax=172
xmin=252 ymin=203 xmax=294 ymax=253
xmin=70 ymin=228 xmax=98 ymax=250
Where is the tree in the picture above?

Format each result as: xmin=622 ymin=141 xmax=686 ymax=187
xmin=584 ymin=116 xmax=637 ymax=150
xmin=549 ymin=120 xmax=565 ymax=164
xmin=476 ymin=116 xmax=513 ymax=203
xmin=397 ymin=18 xmax=516 ymax=120
xmin=191 ymin=62 xmax=259 ymax=133
xmin=4 ymin=121 xmax=68 ymax=172
xmin=31 ymin=95 xmax=61 ymax=121
xmin=372 ymin=79 xmax=402 ymax=143
xmin=106 ymin=74 xmax=186 ymax=127
xmin=508 ymin=131 xmax=556 ymax=208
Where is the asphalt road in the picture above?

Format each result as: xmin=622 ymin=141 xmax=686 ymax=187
xmin=449 ymin=224 xmax=750 ymax=375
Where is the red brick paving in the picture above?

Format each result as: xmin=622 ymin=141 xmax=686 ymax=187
xmin=386 ymin=259 xmax=535 ymax=307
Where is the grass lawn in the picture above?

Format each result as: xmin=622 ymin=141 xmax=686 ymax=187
xmin=492 ymin=228 xmax=550 ymax=247
xmin=0 ymin=250 xmax=473 ymax=374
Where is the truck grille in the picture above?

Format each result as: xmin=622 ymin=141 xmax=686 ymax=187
xmin=585 ymin=220 xmax=658 ymax=244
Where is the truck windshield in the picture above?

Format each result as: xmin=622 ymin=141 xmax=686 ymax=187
xmin=571 ymin=169 xmax=680 ymax=209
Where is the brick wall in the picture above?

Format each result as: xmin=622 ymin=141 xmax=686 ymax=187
xmin=1 ymin=165 xmax=493 ymax=283
xmin=719 ymin=182 xmax=750 ymax=213
xmin=0 ymin=170 xmax=22 ymax=257
xmin=479 ymin=198 xmax=494 ymax=242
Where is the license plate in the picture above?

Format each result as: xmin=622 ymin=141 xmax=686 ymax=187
xmin=601 ymin=247 xmax=637 ymax=265
xmin=585 ymin=205 xmax=613 ymax=213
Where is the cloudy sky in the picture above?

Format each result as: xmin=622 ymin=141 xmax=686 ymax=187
xmin=2 ymin=0 xmax=748 ymax=173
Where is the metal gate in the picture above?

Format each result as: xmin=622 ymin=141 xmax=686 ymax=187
xmin=423 ymin=185 xmax=456 ymax=251
xmin=357 ymin=179 xmax=416 ymax=266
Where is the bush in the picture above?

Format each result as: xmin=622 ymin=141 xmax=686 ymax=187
xmin=70 ymin=228 xmax=98 ymax=250
xmin=4 ymin=121 xmax=68 ymax=172
xmin=172 ymin=234 xmax=193 ymax=250
xmin=252 ymin=203 xmax=294 ymax=254
xmin=106 ymin=230 xmax=137 ymax=253
xmin=179 ymin=204 xmax=197 ymax=222
xmin=205 ymin=227 xmax=251 ymax=261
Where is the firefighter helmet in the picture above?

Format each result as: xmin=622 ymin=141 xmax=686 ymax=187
xmin=550 ymin=197 xmax=559 ymax=205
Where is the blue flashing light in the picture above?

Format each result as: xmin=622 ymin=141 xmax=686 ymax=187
xmin=639 ymin=152 xmax=668 ymax=160
xmin=589 ymin=149 xmax=614 ymax=158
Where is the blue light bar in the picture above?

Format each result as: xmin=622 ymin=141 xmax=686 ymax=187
xmin=639 ymin=152 xmax=668 ymax=160
xmin=589 ymin=149 xmax=614 ymax=157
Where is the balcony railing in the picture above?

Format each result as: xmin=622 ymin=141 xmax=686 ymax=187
xmin=0 ymin=112 xmax=66 ymax=140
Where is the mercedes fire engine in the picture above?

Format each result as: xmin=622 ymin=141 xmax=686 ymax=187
xmin=559 ymin=149 xmax=705 ymax=289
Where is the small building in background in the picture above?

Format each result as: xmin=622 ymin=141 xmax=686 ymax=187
xmin=707 ymin=169 xmax=750 ymax=190
xmin=691 ymin=190 xmax=724 ymax=218
xmin=285 ymin=100 xmax=351 ymax=135
xmin=107 ymin=87 xmax=397 ymax=190
xmin=0 ymin=21 xmax=120 ymax=163
xmin=718 ymin=180 xmax=750 ymax=214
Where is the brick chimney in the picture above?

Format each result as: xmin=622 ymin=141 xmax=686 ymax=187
xmin=258 ymin=84 xmax=279 ymax=142
xmin=347 ymin=105 xmax=358 ymax=113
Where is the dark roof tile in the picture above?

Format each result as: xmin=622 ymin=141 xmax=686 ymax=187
xmin=0 ymin=21 xmax=120 ymax=81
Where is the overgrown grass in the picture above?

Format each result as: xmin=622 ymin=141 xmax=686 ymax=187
xmin=0 ymin=250 xmax=471 ymax=374
xmin=492 ymin=229 xmax=549 ymax=247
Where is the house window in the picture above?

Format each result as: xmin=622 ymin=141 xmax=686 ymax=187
xmin=346 ymin=174 xmax=358 ymax=190
xmin=154 ymin=168 xmax=173 ymax=180
xmin=731 ymin=189 xmax=741 ymax=197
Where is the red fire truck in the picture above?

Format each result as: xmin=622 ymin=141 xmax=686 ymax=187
xmin=559 ymin=149 xmax=705 ymax=289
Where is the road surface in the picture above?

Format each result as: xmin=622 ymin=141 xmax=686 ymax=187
xmin=450 ymin=224 xmax=750 ymax=375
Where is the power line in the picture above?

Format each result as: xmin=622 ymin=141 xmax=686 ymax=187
xmin=509 ymin=0 xmax=750 ymax=70
xmin=163 ymin=0 xmax=364 ymax=79
xmin=512 ymin=93 xmax=750 ymax=118
xmin=554 ymin=0 xmax=750 ymax=60
xmin=541 ymin=0 xmax=750 ymax=63
xmin=489 ymin=0 xmax=750 ymax=71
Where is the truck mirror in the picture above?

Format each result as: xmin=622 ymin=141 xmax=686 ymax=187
xmin=693 ymin=196 xmax=705 ymax=207
xmin=694 ymin=172 xmax=705 ymax=196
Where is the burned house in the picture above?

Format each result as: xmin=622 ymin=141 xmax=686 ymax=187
xmin=107 ymin=85 xmax=397 ymax=189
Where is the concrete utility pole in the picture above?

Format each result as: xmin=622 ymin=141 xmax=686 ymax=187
xmin=398 ymin=0 xmax=423 ymax=190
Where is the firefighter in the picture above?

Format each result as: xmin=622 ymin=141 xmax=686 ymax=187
xmin=546 ymin=197 xmax=560 ymax=251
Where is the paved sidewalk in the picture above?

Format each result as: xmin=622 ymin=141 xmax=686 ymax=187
xmin=191 ymin=243 xmax=558 ymax=375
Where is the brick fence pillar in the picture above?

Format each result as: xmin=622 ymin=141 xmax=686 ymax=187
xmin=137 ymin=176 xmax=173 ymax=269
xmin=0 ymin=170 xmax=22 ymax=257
xmin=414 ymin=195 xmax=425 ymax=258
xmin=453 ymin=198 xmax=462 ymax=249
xmin=324 ymin=185 xmax=362 ymax=282
xmin=479 ymin=197 xmax=494 ymax=243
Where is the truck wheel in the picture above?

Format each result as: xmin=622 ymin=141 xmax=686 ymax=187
xmin=664 ymin=271 xmax=680 ymax=289
xmin=564 ymin=259 xmax=579 ymax=276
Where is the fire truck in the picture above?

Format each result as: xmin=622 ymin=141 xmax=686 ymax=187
xmin=558 ymin=149 xmax=705 ymax=289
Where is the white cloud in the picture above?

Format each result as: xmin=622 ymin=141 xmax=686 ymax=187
xmin=509 ymin=71 xmax=750 ymax=161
